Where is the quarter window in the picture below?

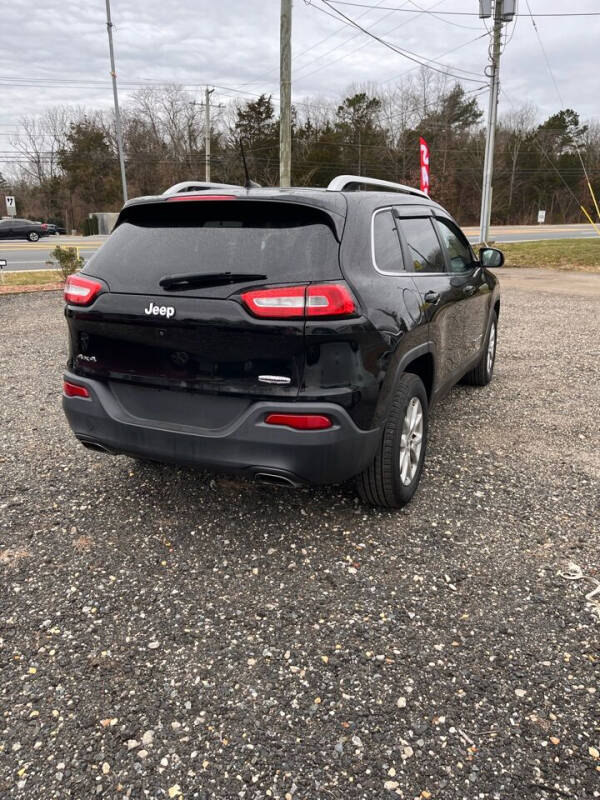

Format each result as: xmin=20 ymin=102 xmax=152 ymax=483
xmin=372 ymin=209 xmax=404 ymax=274
xmin=399 ymin=217 xmax=445 ymax=273
xmin=435 ymin=218 xmax=474 ymax=273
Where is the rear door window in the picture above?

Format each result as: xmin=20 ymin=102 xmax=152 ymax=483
xmin=85 ymin=201 xmax=341 ymax=295
xmin=398 ymin=217 xmax=445 ymax=273
xmin=372 ymin=209 xmax=404 ymax=274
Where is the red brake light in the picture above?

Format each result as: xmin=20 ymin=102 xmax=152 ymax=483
xmin=166 ymin=194 xmax=236 ymax=202
xmin=265 ymin=413 xmax=332 ymax=430
xmin=64 ymin=275 xmax=103 ymax=306
xmin=241 ymin=284 xmax=356 ymax=319
xmin=63 ymin=380 xmax=90 ymax=399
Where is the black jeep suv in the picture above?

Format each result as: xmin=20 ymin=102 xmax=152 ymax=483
xmin=62 ymin=175 xmax=503 ymax=507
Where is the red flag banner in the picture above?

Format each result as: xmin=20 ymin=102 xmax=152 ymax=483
xmin=419 ymin=137 xmax=430 ymax=196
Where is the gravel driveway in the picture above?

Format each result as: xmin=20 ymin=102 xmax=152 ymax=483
xmin=1 ymin=270 xmax=599 ymax=800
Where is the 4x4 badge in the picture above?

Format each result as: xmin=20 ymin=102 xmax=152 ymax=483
xmin=144 ymin=302 xmax=175 ymax=319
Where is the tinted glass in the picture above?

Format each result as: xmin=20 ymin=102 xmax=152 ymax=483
xmin=399 ymin=217 xmax=445 ymax=273
xmin=86 ymin=201 xmax=341 ymax=293
xmin=436 ymin=218 xmax=474 ymax=273
xmin=372 ymin=209 xmax=404 ymax=273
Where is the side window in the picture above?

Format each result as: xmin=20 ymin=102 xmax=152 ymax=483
xmin=399 ymin=217 xmax=445 ymax=273
xmin=435 ymin=218 xmax=474 ymax=273
xmin=372 ymin=209 xmax=405 ymax=274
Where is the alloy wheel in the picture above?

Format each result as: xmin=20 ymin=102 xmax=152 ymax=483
xmin=487 ymin=321 xmax=496 ymax=374
xmin=399 ymin=396 xmax=423 ymax=486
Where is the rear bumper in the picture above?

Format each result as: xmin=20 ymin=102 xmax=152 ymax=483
xmin=62 ymin=372 xmax=381 ymax=486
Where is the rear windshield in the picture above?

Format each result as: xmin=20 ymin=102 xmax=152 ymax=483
xmin=85 ymin=201 xmax=341 ymax=291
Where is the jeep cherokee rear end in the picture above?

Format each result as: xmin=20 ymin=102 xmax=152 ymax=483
xmin=62 ymin=189 xmax=383 ymax=486
xmin=63 ymin=178 xmax=502 ymax=506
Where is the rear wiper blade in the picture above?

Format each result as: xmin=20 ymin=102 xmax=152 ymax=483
xmin=159 ymin=271 xmax=266 ymax=290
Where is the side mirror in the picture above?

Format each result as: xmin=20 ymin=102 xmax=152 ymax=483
xmin=479 ymin=247 xmax=504 ymax=268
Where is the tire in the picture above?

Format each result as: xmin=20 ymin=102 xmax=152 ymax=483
xmin=356 ymin=372 xmax=428 ymax=508
xmin=462 ymin=311 xmax=497 ymax=386
xmin=27 ymin=231 xmax=40 ymax=242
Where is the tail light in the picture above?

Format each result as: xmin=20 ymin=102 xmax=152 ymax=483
xmin=265 ymin=413 xmax=332 ymax=430
xmin=63 ymin=380 xmax=90 ymax=399
xmin=64 ymin=275 xmax=103 ymax=306
xmin=241 ymin=283 xmax=356 ymax=319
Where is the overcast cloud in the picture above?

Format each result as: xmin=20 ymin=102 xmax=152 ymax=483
xmin=1 ymin=0 xmax=599 ymax=148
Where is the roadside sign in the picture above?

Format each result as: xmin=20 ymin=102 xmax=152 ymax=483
xmin=537 ymin=210 xmax=546 ymax=224
xmin=5 ymin=196 xmax=16 ymax=217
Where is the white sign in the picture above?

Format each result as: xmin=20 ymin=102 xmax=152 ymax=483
xmin=537 ymin=209 xmax=546 ymax=224
xmin=5 ymin=195 xmax=16 ymax=217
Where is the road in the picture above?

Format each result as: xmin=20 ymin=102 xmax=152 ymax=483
xmin=0 ymin=225 xmax=598 ymax=272
xmin=0 ymin=236 xmax=107 ymax=271
xmin=462 ymin=222 xmax=599 ymax=243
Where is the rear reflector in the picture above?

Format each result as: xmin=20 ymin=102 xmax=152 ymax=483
xmin=241 ymin=283 xmax=356 ymax=319
xmin=63 ymin=380 xmax=90 ymax=399
xmin=166 ymin=194 xmax=236 ymax=202
xmin=64 ymin=274 xmax=103 ymax=306
xmin=265 ymin=413 xmax=333 ymax=430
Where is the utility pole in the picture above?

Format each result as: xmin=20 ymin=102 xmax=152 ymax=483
xmin=479 ymin=0 xmax=504 ymax=243
xmin=478 ymin=0 xmax=517 ymax=241
xmin=204 ymin=87 xmax=214 ymax=182
xmin=279 ymin=0 xmax=292 ymax=187
xmin=105 ymin=0 xmax=128 ymax=203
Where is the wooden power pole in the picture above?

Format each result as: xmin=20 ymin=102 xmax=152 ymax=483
xmin=204 ymin=87 xmax=214 ymax=182
xmin=105 ymin=0 xmax=128 ymax=203
xmin=279 ymin=0 xmax=292 ymax=187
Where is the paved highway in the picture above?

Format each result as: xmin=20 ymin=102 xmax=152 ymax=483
xmin=0 ymin=236 xmax=107 ymax=272
xmin=0 ymin=225 xmax=598 ymax=272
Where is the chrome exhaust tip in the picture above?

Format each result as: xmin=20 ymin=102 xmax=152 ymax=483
xmin=79 ymin=439 xmax=113 ymax=455
xmin=254 ymin=472 xmax=299 ymax=488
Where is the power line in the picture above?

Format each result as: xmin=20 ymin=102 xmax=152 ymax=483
xmin=296 ymin=0 xmax=459 ymax=83
xmin=322 ymin=1 xmax=600 ymax=15
xmin=523 ymin=0 xmax=599 ymax=221
xmin=381 ymin=32 xmax=488 ymax=86
xmin=313 ymin=0 xmax=485 ymax=83
xmin=293 ymin=0 xmax=419 ymax=82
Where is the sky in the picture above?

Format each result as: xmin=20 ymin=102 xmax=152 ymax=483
xmin=1 ymin=0 xmax=599 ymax=157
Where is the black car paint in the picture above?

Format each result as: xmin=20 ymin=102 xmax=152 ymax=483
xmin=62 ymin=187 xmax=500 ymax=485
xmin=0 ymin=218 xmax=44 ymax=240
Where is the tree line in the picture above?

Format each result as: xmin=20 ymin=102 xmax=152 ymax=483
xmin=2 ymin=73 xmax=599 ymax=232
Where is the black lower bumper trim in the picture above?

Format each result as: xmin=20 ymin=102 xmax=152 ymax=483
xmin=62 ymin=372 xmax=381 ymax=486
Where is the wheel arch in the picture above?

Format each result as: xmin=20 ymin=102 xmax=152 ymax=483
xmin=372 ymin=342 xmax=436 ymax=429
xmin=404 ymin=351 xmax=435 ymax=405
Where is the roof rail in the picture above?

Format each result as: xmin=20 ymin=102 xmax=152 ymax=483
xmin=327 ymin=174 xmax=428 ymax=199
xmin=162 ymin=180 xmax=243 ymax=196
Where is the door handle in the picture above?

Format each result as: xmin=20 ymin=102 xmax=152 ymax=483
xmin=424 ymin=290 xmax=440 ymax=305
xmin=463 ymin=284 xmax=476 ymax=297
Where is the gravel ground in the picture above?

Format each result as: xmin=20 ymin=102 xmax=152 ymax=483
xmin=1 ymin=270 xmax=599 ymax=800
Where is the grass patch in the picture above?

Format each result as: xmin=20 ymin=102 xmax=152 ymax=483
xmin=497 ymin=238 xmax=600 ymax=273
xmin=1 ymin=269 xmax=62 ymax=286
